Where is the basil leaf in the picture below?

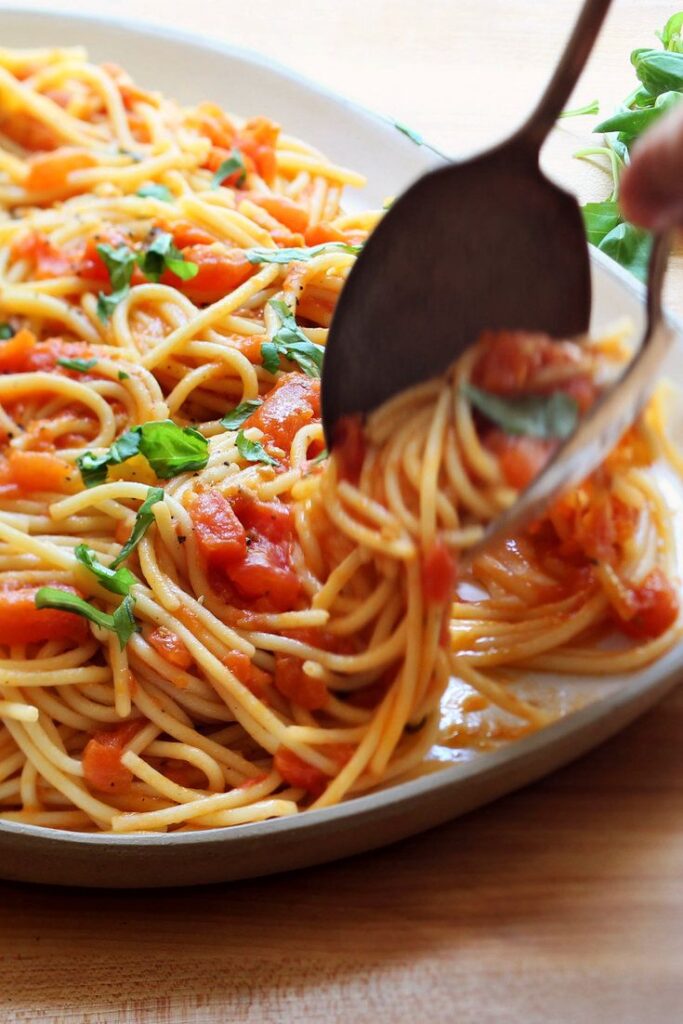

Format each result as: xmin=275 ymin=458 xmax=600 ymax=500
xmin=235 ymin=430 xmax=279 ymax=467
xmin=595 ymin=91 xmax=681 ymax=136
xmin=632 ymin=49 xmax=683 ymax=96
xmin=559 ymin=99 xmax=599 ymax=119
xmin=462 ymin=383 xmax=579 ymax=440
xmin=138 ymin=231 xmax=198 ymax=283
xmin=0 ymin=323 xmax=14 ymax=340
xmin=260 ymin=341 xmax=280 ymax=375
xmin=310 ymin=447 xmax=328 ymax=464
xmin=581 ymin=200 xmax=621 ymax=246
xmin=97 ymin=286 xmax=130 ymax=322
xmin=245 ymin=242 xmax=362 ymax=265
xmin=598 ymin=222 xmax=653 ymax=283
xmin=220 ymin=399 xmax=262 ymax=430
xmin=57 ymin=357 xmax=98 ymax=373
xmin=136 ymin=183 xmax=173 ymax=202
xmin=110 ymin=486 xmax=164 ymax=568
xmin=34 ymin=588 xmax=138 ymax=650
xmin=77 ymin=430 xmax=141 ymax=488
xmin=394 ymin=120 xmax=424 ymax=145
xmin=97 ymin=243 xmax=137 ymax=293
xmin=267 ymin=299 xmax=325 ymax=378
xmin=117 ymin=370 xmax=130 ymax=381
xmin=658 ymin=12 xmax=683 ymax=52
xmin=137 ymin=421 xmax=208 ymax=478
xmin=211 ymin=149 xmax=247 ymax=189
xmin=77 ymin=422 xmax=207 ymax=487
xmin=75 ymin=543 xmax=136 ymax=595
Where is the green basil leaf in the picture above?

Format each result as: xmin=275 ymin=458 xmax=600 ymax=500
xmin=595 ymin=91 xmax=682 ymax=136
xmin=211 ymin=149 xmax=247 ymax=189
xmin=75 ymin=543 xmax=136 ymax=595
xmin=220 ymin=399 xmax=262 ymax=430
xmin=97 ymin=285 xmax=130 ymax=322
xmin=34 ymin=588 xmax=138 ymax=650
xmin=77 ymin=429 xmax=141 ymax=487
xmin=632 ymin=49 xmax=683 ymax=96
xmin=97 ymin=243 xmax=138 ymax=293
xmin=462 ymin=383 xmax=579 ymax=440
xmin=581 ymin=200 xmax=622 ymax=246
xmin=559 ymin=99 xmax=599 ymax=119
xmin=0 ymin=323 xmax=14 ymax=340
xmin=267 ymin=299 xmax=325 ymax=378
xmin=245 ymin=241 xmax=362 ymax=265
xmin=138 ymin=231 xmax=198 ymax=283
xmin=235 ymin=429 xmax=279 ymax=467
xmin=260 ymin=341 xmax=280 ymax=375
xmin=110 ymin=486 xmax=164 ymax=568
xmin=658 ymin=12 xmax=683 ymax=52
xmin=56 ymin=357 xmax=98 ymax=373
xmin=117 ymin=370 xmax=130 ymax=381
xmin=136 ymin=183 xmax=173 ymax=202
xmin=597 ymin=221 xmax=653 ymax=283
xmin=137 ymin=420 xmax=208 ymax=478
xmin=394 ymin=120 xmax=424 ymax=145
xmin=310 ymin=447 xmax=328 ymax=464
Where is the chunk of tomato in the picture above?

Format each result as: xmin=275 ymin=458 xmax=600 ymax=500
xmin=244 ymin=373 xmax=321 ymax=451
xmin=226 ymin=534 xmax=301 ymax=611
xmin=82 ymin=719 xmax=146 ymax=794
xmin=0 ymin=585 xmax=89 ymax=646
xmin=163 ymin=244 xmax=254 ymax=304
xmin=618 ymin=569 xmax=679 ymax=641
xmin=274 ymin=746 xmax=327 ymax=797
xmin=189 ymin=489 xmax=247 ymax=568
xmin=485 ymin=430 xmax=555 ymax=490
xmin=421 ymin=540 xmax=458 ymax=604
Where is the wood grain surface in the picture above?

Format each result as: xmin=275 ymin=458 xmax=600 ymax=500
xmin=2 ymin=2 xmax=683 ymax=1021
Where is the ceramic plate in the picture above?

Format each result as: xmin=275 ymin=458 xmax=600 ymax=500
xmin=0 ymin=6 xmax=681 ymax=888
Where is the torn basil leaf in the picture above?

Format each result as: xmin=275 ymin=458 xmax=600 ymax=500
xmin=211 ymin=149 xmax=247 ymax=189
xmin=75 ymin=544 xmax=136 ymax=596
xmin=235 ymin=430 xmax=279 ymax=467
xmin=220 ymin=399 xmax=263 ymax=430
xmin=265 ymin=299 xmax=325 ymax=378
xmin=34 ymin=588 xmax=138 ymax=650
xmin=0 ymin=324 xmax=14 ymax=340
xmin=57 ymin=357 xmax=98 ymax=373
xmin=110 ymin=486 xmax=164 ymax=568
xmin=136 ymin=183 xmax=173 ymax=202
xmin=138 ymin=231 xmax=198 ymax=283
xmin=245 ymin=241 xmax=362 ymax=264
xmin=77 ymin=421 xmax=208 ymax=487
xmin=462 ymin=383 xmax=579 ymax=440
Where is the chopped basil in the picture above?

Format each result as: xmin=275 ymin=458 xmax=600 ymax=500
xmin=265 ymin=299 xmax=325 ymax=378
xmin=97 ymin=244 xmax=138 ymax=293
xmin=75 ymin=543 xmax=136 ymax=595
xmin=77 ymin=421 xmax=208 ymax=487
xmin=117 ymin=370 xmax=130 ymax=381
xmin=211 ymin=149 xmax=247 ymax=189
xmin=97 ymin=287 xmax=129 ymax=322
xmin=137 ymin=231 xmax=198 ymax=283
xmin=245 ymin=242 xmax=362 ymax=265
xmin=235 ymin=430 xmax=279 ymax=467
xmin=34 ymin=588 xmax=138 ymax=650
xmin=110 ymin=486 xmax=164 ymax=568
xmin=462 ymin=383 xmax=579 ymax=440
xmin=136 ymin=183 xmax=173 ymax=202
xmin=220 ymin=399 xmax=263 ymax=430
xmin=57 ymin=357 xmax=98 ymax=373
xmin=0 ymin=323 xmax=14 ymax=340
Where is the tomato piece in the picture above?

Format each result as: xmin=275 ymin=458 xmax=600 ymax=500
xmin=237 ymin=116 xmax=279 ymax=184
xmin=484 ymin=430 xmax=555 ymax=490
xmin=304 ymin=222 xmax=347 ymax=246
xmin=244 ymin=373 xmax=321 ymax=451
xmin=11 ymin=232 xmax=74 ymax=279
xmin=249 ymin=194 xmax=308 ymax=234
xmin=190 ymin=101 xmax=237 ymax=149
xmin=472 ymin=330 xmax=581 ymax=395
xmin=148 ymin=625 xmax=194 ymax=670
xmin=188 ymin=489 xmax=247 ymax=568
xmin=231 ymin=491 xmax=293 ymax=542
xmin=163 ymin=244 xmax=254 ymax=304
xmin=82 ymin=719 xmax=146 ymax=794
xmin=274 ymin=654 xmax=328 ymax=710
xmin=273 ymin=746 xmax=327 ymax=797
xmin=617 ymin=569 xmax=679 ymax=641
xmin=0 ymin=110 xmax=58 ymax=151
xmin=421 ymin=541 xmax=458 ymax=604
xmin=163 ymin=219 xmax=216 ymax=248
xmin=0 ymin=585 xmax=89 ymax=646
xmin=223 ymin=649 xmax=271 ymax=698
xmin=7 ymin=449 xmax=74 ymax=493
xmin=226 ymin=535 xmax=301 ymax=611
xmin=333 ymin=414 xmax=366 ymax=483
xmin=24 ymin=149 xmax=97 ymax=194
xmin=0 ymin=328 xmax=37 ymax=373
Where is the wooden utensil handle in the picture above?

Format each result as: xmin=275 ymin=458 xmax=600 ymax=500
xmin=520 ymin=0 xmax=613 ymax=151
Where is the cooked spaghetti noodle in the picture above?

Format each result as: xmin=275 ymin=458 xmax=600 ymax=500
xmin=0 ymin=48 xmax=680 ymax=833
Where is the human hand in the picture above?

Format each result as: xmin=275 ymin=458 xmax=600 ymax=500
xmin=620 ymin=102 xmax=683 ymax=231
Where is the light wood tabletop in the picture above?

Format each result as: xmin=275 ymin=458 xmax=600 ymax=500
xmin=2 ymin=1 xmax=683 ymax=1021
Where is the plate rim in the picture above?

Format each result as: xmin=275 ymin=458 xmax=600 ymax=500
xmin=0 ymin=5 xmax=680 ymax=855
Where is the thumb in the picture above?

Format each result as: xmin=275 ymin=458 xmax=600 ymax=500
xmin=620 ymin=102 xmax=683 ymax=231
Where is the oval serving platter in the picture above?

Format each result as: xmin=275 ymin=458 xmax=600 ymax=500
xmin=0 ymin=6 xmax=681 ymax=888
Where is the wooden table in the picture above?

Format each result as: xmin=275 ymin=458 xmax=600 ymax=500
xmin=2 ymin=2 xmax=683 ymax=1021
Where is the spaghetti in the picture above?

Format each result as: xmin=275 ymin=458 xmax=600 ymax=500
xmin=0 ymin=48 xmax=680 ymax=834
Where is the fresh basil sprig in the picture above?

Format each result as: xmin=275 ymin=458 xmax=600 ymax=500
xmin=112 ymin=487 xmax=164 ymax=568
xmin=137 ymin=232 xmax=199 ymax=283
xmin=263 ymin=299 xmax=325 ymax=378
xmin=34 ymin=588 xmax=138 ymax=650
xmin=77 ymin=422 xmax=208 ymax=487
xmin=95 ymin=233 xmax=198 ymax=321
xmin=462 ymin=383 xmax=579 ymax=441
xmin=75 ymin=544 xmax=136 ymax=595
xmin=235 ymin=430 xmax=279 ymax=467
xmin=245 ymin=242 xmax=362 ymax=265
xmin=220 ymin=399 xmax=262 ymax=430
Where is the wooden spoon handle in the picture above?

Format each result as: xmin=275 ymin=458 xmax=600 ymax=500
xmin=519 ymin=0 xmax=613 ymax=152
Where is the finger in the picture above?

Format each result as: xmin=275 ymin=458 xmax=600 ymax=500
xmin=620 ymin=102 xmax=683 ymax=231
